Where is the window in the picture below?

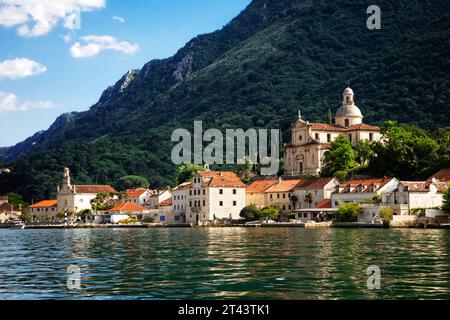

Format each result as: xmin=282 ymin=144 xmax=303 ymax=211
xmin=299 ymin=135 xmax=303 ymax=141
xmin=315 ymin=133 xmax=319 ymax=140
xmin=233 ymin=189 xmax=237 ymax=195
xmin=283 ymin=205 xmax=286 ymax=210
xmin=174 ymin=216 xmax=180 ymax=222
xmin=348 ymin=134 xmax=352 ymax=142
xmin=203 ymin=190 xmax=205 ymax=195
xmin=203 ymin=200 xmax=206 ymax=206
xmin=369 ymin=133 xmax=374 ymax=141
xmin=270 ymin=194 xmax=273 ymax=199
xmin=189 ymin=201 xmax=192 ymax=207
xmin=219 ymin=201 xmax=223 ymax=206
xmin=346 ymin=97 xmax=350 ymax=103
xmin=289 ymin=205 xmax=291 ymax=210
xmin=219 ymin=189 xmax=223 ymax=195
xmin=189 ymin=190 xmax=192 ymax=196
xmin=327 ymin=134 xmax=331 ymax=142
xmin=233 ymin=201 xmax=237 ymax=206
xmin=283 ymin=194 xmax=286 ymax=199
xmin=345 ymin=119 xmax=350 ymax=127
xmin=277 ymin=194 xmax=280 ymax=199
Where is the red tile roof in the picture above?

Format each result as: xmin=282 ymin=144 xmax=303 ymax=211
xmin=0 ymin=202 xmax=14 ymax=212
xmin=309 ymin=123 xmax=380 ymax=132
xmin=159 ymin=198 xmax=173 ymax=207
xmin=400 ymin=181 xmax=448 ymax=193
xmin=108 ymin=202 xmax=146 ymax=212
xmin=428 ymin=168 xmax=450 ymax=183
xmin=296 ymin=177 xmax=337 ymax=189
xmin=29 ymin=200 xmax=57 ymax=208
xmin=338 ymin=178 xmax=394 ymax=193
xmin=316 ymin=199 xmax=332 ymax=209
xmin=246 ymin=179 xmax=279 ymax=193
xmin=198 ymin=171 xmax=245 ymax=188
xmin=268 ymin=179 xmax=302 ymax=193
xmin=74 ymin=185 xmax=117 ymax=194
xmin=126 ymin=188 xmax=149 ymax=198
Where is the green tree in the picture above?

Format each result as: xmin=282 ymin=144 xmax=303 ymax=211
xmin=260 ymin=205 xmax=281 ymax=221
xmin=240 ymin=204 xmax=260 ymax=221
xmin=379 ymin=207 xmax=394 ymax=221
xmin=304 ymin=193 xmax=313 ymax=208
xmin=355 ymin=140 xmax=374 ymax=164
xmin=442 ymin=187 xmax=450 ymax=214
xmin=335 ymin=202 xmax=361 ymax=222
xmin=115 ymin=175 xmax=149 ymax=191
xmin=368 ymin=121 xmax=439 ymax=180
xmin=176 ymin=164 xmax=205 ymax=184
xmin=290 ymin=194 xmax=299 ymax=210
xmin=321 ymin=135 xmax=356 ymax=177
xmin=5 ymin=192 xmax=27 ymax=210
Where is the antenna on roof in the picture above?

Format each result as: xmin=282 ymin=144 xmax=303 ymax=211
xmin=346 ymin=80 xmax=351 ymax=88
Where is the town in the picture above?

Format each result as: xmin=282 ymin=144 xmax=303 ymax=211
xmin=1 ymin=88 xmax=449 ymax=229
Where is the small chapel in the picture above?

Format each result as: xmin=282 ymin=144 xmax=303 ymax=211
xmin=284 ymin=87 xmax=382 ymax=176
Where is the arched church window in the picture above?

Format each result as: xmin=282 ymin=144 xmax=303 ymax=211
xmin=346 ymin=97 xmax=350 ymax=103
xmin=299 ymin=135 xmax=303 ymax=142
xmin=345 ymin=119 xmax=350 ymax=127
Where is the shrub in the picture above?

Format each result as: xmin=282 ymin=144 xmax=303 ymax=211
xmin=379 ymin=207 xmax=394 ymax=221
xmin=335 ymin=202 xmax=361 ymax=222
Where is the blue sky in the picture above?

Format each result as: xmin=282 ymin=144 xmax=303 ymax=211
xmin=0 ymin=0 xmax=251 ymax=147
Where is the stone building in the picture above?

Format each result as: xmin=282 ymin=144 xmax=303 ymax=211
xmin=57 ymin=168 xmax=117 ymax=214
xmin=284 ymin=87 xmax=381 ymax=176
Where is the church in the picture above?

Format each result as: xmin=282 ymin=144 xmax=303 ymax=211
xmin=57 ymin=168 xmax=117 ymax=214
xmin=284 ymin=87 xmax=381 ymax=176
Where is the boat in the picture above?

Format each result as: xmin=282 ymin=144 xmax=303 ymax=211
xmin=9 ymin=220 xmax=26 ymax=229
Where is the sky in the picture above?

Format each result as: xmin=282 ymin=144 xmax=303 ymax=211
xmin=0 ymin=0 xmax=251 ymax=147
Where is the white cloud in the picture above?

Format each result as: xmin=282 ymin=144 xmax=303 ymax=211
xmin=0 ymin=58 xmax=47 ymax=79
xmin=0 ymin=91 xmax=52 ymax=112
xmin=70 ymin=35 xmax=139 ymax=58
xmin=0 ymin=0 xmax=106 ymax=37
xmin=112 ymin=15 xmax=125 ymax=23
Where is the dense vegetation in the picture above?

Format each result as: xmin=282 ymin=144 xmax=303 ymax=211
xmin=0 ymin=0 xmax=449 ymax=202
xmin=321 ymin=122 xmax=450 ymax=181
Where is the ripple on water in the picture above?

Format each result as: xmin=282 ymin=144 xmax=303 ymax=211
xmin=0 ymin=228 xmax=449 ymax=299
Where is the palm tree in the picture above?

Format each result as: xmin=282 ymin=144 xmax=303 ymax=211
xmin=304 ymin=193 xmax=314 ymax=208
xmin=290 ymin=195 xmax=299 ymax=210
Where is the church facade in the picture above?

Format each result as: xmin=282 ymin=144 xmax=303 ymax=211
xmin=284 ymin=87 xmax=381 ymax=176
xmin=57 ymin=168 xmax=117 ymax=214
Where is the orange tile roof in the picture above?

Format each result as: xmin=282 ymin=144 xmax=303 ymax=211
xmin=108 ymin=202 xmax=146 ymax=212
xmin=428 ymin=168 xmax=450 ymax=183
xmin=267 ymin=179 xmax=302 ymax=193
xmin=338 ymin=178 xmax=394 ymax=193
xmin=29 ymin=200 xmax=57 ymax=208
xmin=159 ymin=198 xmax=173 ymax=207
xmin=198 ymin=171 xmax=245 ymax=188
xmin=126 ymin=188 xmax=149 ymax=198
xmin=309 ymin=123 xmax=380 ymax=132
xmin=246 ymin=179 xmax=279 ymax=193
xmin=316 ymin=199 xmax=332 ymax=209
xmin=74 ymin=185 xmax=117 ymax=194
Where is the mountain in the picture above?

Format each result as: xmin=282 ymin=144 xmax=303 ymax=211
xmin=1 ymin=0 xmax=450 ymax=201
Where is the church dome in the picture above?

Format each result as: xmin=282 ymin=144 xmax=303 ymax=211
xmin=335 ymin=104 xmax=363 ymax=117
xmin=343 ymin=87 xmax=354 ymax=95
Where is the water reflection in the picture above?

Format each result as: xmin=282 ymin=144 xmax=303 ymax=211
xmin=0 ymin=228 xmax=449 ymax=299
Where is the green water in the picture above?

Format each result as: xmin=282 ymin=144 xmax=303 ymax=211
xmin=0 ymin=228 xmax=449 ymax=300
